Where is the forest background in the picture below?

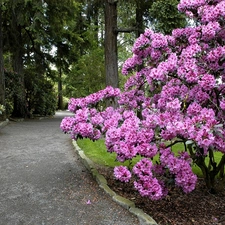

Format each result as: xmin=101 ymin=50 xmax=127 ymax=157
xmin=0 ymin=0 xmax=187 ymax=120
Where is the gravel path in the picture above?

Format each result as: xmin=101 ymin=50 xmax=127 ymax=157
xmin=0 ymin=111 xmax=139 ymax=225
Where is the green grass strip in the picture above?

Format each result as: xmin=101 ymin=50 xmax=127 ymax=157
xmin=77 ymin=138 xmax=224 ymax=177
xmin=77 ymin=138 xmax=141 ymax=168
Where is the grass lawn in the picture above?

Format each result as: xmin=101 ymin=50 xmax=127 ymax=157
xmin=77 ymin=138 xmax=142 ymax=168
xmin=77 ymin=138 xmax=225 ymax=177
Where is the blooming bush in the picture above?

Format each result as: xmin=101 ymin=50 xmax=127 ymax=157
xmin=61 ymin=0 xmax=225 ymax=200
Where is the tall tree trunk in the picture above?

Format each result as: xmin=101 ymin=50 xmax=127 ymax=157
xmin=11 ymin=18 xmax=27 ymax=118
xmin=0 ymin=5 xmax=5 ymax=120
xmin=105 ymin=0 xmax=118 ymax=108
xmin=135 ymin=0 xmax=145 ymax=119
xmin=58 ymin=67 xmax=63 ymax=110
xmin=104 ymin=0 xmax=118 ymax=88
xmin=12 ymin=48 xmax=27 ymax=118
xmin=135 ymin=0 xmax=144 ymax=38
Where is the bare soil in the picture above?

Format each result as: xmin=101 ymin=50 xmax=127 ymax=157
xmin=98 ymin=166 xmax=225 ymax=225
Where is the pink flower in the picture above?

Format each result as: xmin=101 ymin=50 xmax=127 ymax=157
xmin=166 ymin=98 xmax=181 ymax=112
xmin=134 ymin=176 xmax=165 ymax=200
xmin=187 ymin=102 xmax=202 ymax=116
xmin=86 ymin=199 xmax=92 ymax=205
xmin=114 ymin=166 xmax=131 ymax=183
xmin=220 ymin=99 xmax=225 ymax=110
xmin=60 ymin=117 xmax=76 ymax=134
xmin=133 ymin=159 xmax=153 ymax=177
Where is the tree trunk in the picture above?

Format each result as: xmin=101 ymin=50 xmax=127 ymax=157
xmin=58 ymin=67 xmax=63 ymax=110
xmin=0 ymin=5 xmax=5 ymax=120
xmin=135 ymin=0 xmax=144 ymax=38
xmin=188 ymin=145 xmax=225 ymax=193
xmin=104 ymin=0 xmax=118 ymax=108
xmin=11 ymin=18 xmax=27 ymax=118
xmin=11 ymin=48 xmax=27 ymax=118
xmin=104 ymin=0 xmax=118 ymax=89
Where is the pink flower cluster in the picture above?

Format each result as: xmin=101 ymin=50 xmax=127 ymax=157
xmin=132 ymin=159 xmax=168 ymax=200
xmin=105 ymin=110 xmax=160 ymax=162
xmin=61 ymin=86 xmax=121 ymax=140
xmin=114 ymin=166 xmax=131 ymax=183
xmin=61 ymin=0 xmax=225 ymax=200
xmin=68 ymin=86 xmax=120 ymax=112
xmin=60 ymin=108 xmax=101 ymax=140
xmin=178 ymin=0 xmax=225 ymax=24
xmin=160 ymin=148 xmax=197 ymax=193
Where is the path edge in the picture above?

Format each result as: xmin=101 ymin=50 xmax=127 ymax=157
xmin=72 ymin=140 xmax=158 ymax=225
xmin=0 ymin=119 xmax=9 ymax=129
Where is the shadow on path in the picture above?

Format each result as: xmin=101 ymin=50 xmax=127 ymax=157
xmin=0 ymin=111 xmax=139 ymax=225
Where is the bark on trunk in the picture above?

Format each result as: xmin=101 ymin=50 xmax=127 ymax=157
xmin=104 ymin=0 xmax=118 ymax=89
xmin=58 ymin=67 xmax=63 ymax=110
xmin=104 ymin=0 xmax=118 ymax=108
xmin=11 ymin=15 xmax=27 ymax=118
xmin=0 ymin=6 xmax=5 ymax=120
xmin=12 ymin=49 xmax=27 ymax=118
xmin=135 ymin=0 xmax=144 ymax=38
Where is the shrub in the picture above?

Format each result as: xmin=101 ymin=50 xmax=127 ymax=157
xmin=61 ymin=0 xmax=225 ymax=200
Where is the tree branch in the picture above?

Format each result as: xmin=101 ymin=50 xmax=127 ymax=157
xmin=23 ymin=27 xmax=54 ymax=64
xmin=166 ymin=139 xmax=185 ymax=149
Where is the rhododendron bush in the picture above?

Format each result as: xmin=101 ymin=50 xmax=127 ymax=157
xmin=61 ymin=0 xmax=225 ymax=200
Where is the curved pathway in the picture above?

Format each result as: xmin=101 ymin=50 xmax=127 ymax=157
xmin=0 ymin=111 xmax=139 ymax=225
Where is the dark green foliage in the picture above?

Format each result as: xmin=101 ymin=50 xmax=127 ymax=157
xmin=2 ymin=0 xmax=80 ymax=116
xmin=25 ymin=70 xmax=57 ymax=116
xmin=5 ymin=68 xmax=57 ymax=117
xmin=64 ymin=48 xmax=105 ymax=98
xmin=4 ymin=69 xmax=24 ymax=117
xmin=1 ymin=0 xmax=188 ymax=116
xmin=149 ymin=0 xmax=187 ymax=34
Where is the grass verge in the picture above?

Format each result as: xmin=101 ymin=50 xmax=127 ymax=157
xmin=77 ymin=138 xmax=224 ymax=177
